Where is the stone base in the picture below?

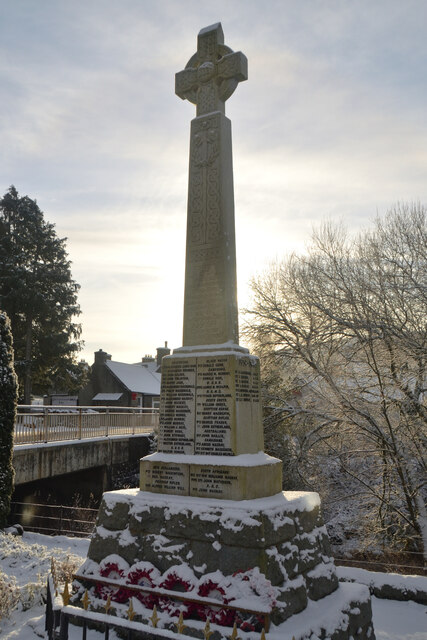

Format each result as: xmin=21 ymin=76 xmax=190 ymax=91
xmin=73 ymin=489 xmax=374 ymax=638
xmin=140 ymin=451 xmax=282 ymax=499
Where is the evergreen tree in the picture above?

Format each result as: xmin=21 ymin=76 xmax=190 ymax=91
xmin=0 ymin=311 xmax=18 ymax=528
xmin=0 ymin=186 xmax=83 ymax=403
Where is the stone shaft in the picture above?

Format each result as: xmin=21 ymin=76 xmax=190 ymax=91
xmin=183 ymin=111 xmax=239 ymax=346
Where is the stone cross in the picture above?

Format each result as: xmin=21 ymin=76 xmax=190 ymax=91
xmin=175 ymin=24 xmax=248 ymax=347
xmin=176 ymin=23 xmax=248 ymax=116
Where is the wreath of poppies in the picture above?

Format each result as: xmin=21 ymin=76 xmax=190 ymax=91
xmin=234 ymin=614 xmax=266 ymax=633
xmin=159 ymin=572 xmax=196 ymax=619
xmin=196 ymin=580 xmax=234 ymax=626
xmin=127 ymin=567 xmax=158 ymax=609
xmin=96 ymin=562 xmax=129 ymax=604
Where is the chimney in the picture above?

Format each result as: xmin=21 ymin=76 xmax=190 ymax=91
xmin=94 ymin=349 xmax=111 ymax=365
xmin=156 ymin=341 xmax=171 ymax=366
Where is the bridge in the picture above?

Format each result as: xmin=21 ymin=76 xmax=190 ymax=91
xmin=13 ymin=406 xmax=158 ymax=491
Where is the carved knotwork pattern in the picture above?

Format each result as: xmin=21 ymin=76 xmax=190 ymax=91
xmin=189 ymin=115 xmax=221 ymax=245
xmin=189 ymin=246 xmax=221 ymax=262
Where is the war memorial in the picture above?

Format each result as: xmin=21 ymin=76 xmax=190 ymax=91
xmin=71 ymin=24 xmax=376 ymax=640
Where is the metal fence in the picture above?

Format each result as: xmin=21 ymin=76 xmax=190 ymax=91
xmin=9 ymin=501 xmax=98 ymax=537
xmin=14 ymin=405 xmax=159 ymax=445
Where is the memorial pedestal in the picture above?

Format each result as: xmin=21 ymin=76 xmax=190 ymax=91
xmin=140 ymin=346 xmax=282 ymax=500
xmin=76 ymin=489 xmax=375 ymax=639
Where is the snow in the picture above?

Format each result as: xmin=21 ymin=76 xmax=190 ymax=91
xmin=337 ymin=566 xmax=427 ymax=602
xmin=0 ymin=531 xmax=426 ymax=639
xmin=101 ymin=489 xmax=321 ymax=531
xmin=145 ymin=451 xmax=279 ymax=466
xmin=105 ymin=359 xmax=161 ymax=394
xmin=172 ymin=342 xmax=253 ymax=358
xmin=371 ymin=597 xmax=427 ymax=640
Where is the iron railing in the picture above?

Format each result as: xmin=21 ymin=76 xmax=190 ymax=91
xmin=14 ymin=405 xmax=159 ymax=445
xmin=46 ymin=564 xmax=271 ymax=640
xmin=9 ymin=501 xmax=98 ymax=537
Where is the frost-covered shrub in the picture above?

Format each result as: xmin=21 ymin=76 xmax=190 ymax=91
xmin=55 ymin=554 xmax=82 ymax=585
xmin=19 ymin=579 xmax=46 ymax=611
xmin=0 ymin=312 xmax=18 ymax=529
xmin=0 ymin=569 xmax=19 ymax=620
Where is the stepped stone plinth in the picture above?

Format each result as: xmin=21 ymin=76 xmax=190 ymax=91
xmin=73 ymin=23 xmax=376 ymax=640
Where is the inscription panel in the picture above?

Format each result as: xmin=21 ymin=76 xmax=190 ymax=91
xmin=234 ymin=355 xmax=264 ymax=454
xmin=189 ymin=465 xmax=238 ymax=498
xmin=194 ymin=356 xmax=234 ymax=455
xmin=140 ymin=461 xmax=188 ymax=495
xmin=158 ymin=358 xmax=196 ymax=454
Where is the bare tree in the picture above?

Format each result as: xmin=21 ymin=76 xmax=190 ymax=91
xmin=245 ymin=204 xmax=427 ymax=557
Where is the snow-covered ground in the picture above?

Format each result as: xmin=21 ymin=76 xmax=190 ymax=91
xmin=0 ymin=531 xmax=425 ymax=640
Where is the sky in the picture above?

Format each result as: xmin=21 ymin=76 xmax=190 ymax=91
xmin=1 ymin=0 xmax=426 ymax=365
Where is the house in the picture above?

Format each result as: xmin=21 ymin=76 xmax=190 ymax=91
xmin=79 ymin=343 xmax=170 ymax=408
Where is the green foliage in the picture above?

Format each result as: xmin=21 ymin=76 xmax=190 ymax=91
xmin=0 ymin=312 xmax=18 ymax=529
xmin=0 ymin=186 xmax=83 ymax=402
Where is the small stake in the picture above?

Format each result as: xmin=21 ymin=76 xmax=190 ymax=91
xmin=260 ymin=629 xmax=267 ymax=640
xmin=62 ymin=582 xmax=70 ymax=606
xmin=204 ymin=617 xmax=213 ymax=640
xmin=176 ymin=611 xmax=186 ymax=634
xmin=105 ymin=594 xmax=112 ymax=614
xmin=229 ymin=621 xmax=240 ymax=640
xmin=150 ymin=605 xmax=159 ymax=628
xmin=82 ymin=589 xmax=90 ymax=610
xmin=127 ymin=598 xmax=136 ymax=621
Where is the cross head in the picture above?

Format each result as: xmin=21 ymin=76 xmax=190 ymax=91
xmin=175 ymin=23 xmax=248 ymax=116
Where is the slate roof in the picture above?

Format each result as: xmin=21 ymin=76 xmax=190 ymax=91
xmin=105 ymin=360 xmax=161 ymax=395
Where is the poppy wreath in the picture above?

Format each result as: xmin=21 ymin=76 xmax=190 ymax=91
xmin=96 ymin=562 xmax=129 ymax=604
xmin=196 ymin=580 xmax=234 ymax=626
xmin=159 ymin=572 xmax=196 ymax=619
xmin=127 ymin=567 xmax=158 ymax=609
xmin=235 ymin=614 xmax=266 ymax=633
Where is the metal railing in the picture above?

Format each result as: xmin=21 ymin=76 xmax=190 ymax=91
xmin=14 ymin=405 xmax=159 ymax=445
xmin=46 ymin=563 xmax=271 ymax=640
xmin=9 ymin=501 xmax=98 ymax=537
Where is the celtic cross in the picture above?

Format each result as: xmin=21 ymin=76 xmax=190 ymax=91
xmin=175 ymin=23 xmax=248 ymax=116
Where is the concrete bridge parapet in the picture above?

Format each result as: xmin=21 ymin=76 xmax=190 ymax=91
xmin=13 ymin=435 xmax=152 ymax=486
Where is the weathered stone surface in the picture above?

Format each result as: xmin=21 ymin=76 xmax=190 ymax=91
xmin=273 ymin=580 xmax=308 ymax=623
xmin=275 ymin=541 xmax=300 ymax=579
xmin=262 ymin=513 xmax=297 ymax=545
xmin=138 ymin=533 xmax=191 ymax=573
xmin=305 ymin=562 xmax=339 ymax=601
xmin=294 ymin=505 xmax=322 ymax=534
xmin=88 ymin=530 xmax=139 ymax=565
xmin=97 ymin=499 xmax=130 ymax=531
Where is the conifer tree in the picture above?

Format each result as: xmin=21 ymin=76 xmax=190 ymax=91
xmin=0 ymin=186 xmax=83 ymax=402
xmin=0 ymin=311 xmax=17 ymax=528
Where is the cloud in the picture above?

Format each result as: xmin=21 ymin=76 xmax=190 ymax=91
xmin=0 ymin=0 xmax=426 ymax=363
